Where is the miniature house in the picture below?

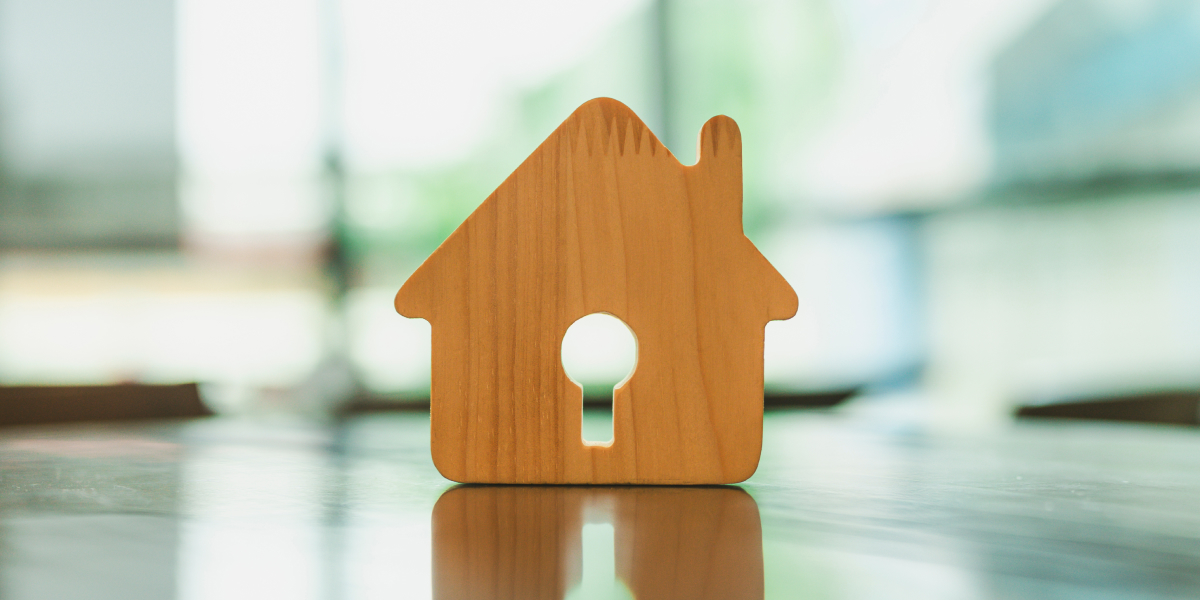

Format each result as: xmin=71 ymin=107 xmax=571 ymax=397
xmin=395 ymin=98 xmax=797 ymax=484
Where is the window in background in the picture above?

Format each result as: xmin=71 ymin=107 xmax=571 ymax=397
xmin=335 ymin=0 xmax=995 ymax=399
xmin=0 ymin=0 xmax=331 ymax=403
xmin=922 ymin=0 xmax=1200 ymax=427
xmin=991 ymin=0 xmax=1200 ymax=183
xmin=7 ymin=0 xmax=1198 ymax=427
xmin=177 ymin=0 xmax=328 ymax=249
xmin=0 ymin=0 xmax=177 ymax=248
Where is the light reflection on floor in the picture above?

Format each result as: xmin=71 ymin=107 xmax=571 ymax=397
xmin=567 ymin=523 xmax=635 ymax=600
xmin=176 ymin=442 xmax=329 ymax=600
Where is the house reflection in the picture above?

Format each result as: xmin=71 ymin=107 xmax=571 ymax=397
xmin=432 ymin=485 xmax=763 ymax=600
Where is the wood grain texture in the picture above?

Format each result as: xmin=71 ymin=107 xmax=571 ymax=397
xmin=395 ymin=98 xmax=797 ymax=484
xmin=432 ymin=485 xmax=763 ymax=600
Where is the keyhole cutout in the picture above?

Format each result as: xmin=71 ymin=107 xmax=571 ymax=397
xmin=561 ymin=313 xmax=638 ymax=445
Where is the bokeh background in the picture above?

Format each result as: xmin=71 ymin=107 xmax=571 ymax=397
xmin=3 ymin=0 xmax=1200 ymax=428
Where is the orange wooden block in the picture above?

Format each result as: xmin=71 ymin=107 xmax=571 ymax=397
xmin=395 ymin=98 xmax=797 ymax=484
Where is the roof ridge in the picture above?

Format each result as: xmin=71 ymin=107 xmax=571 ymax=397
xmin=561 ymin=98 xmax=663 ymax=158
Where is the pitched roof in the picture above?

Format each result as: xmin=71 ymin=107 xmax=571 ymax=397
xmin=396 ymin=97 xmax=796 ymax=323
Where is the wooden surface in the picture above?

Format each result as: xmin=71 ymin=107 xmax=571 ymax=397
xmin=395 ymin=98 xmax=797 ymax=484
xmin=3 ymin=411 xmax=1200 ymax=600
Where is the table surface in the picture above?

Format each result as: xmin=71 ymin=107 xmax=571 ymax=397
xmin=1 ymin=409 xmax=1198 ymax=600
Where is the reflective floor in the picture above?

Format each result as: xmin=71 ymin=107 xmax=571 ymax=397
xmin=2 ymin=410 xmax=1199 ymax=599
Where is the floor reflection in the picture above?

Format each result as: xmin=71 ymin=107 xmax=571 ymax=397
xmin=432 ymin=485 xmax=763 ymax=600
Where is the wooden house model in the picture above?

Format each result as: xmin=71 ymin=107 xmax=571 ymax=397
xmin=395 ymin=98 xmax=797 ymax=484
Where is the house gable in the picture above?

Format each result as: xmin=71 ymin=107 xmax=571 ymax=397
xmin=396 ymin=98 xmax=795 ymax=321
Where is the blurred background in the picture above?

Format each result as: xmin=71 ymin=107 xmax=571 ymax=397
xmin=2 ymin=0 xmax=1200 ymax=428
